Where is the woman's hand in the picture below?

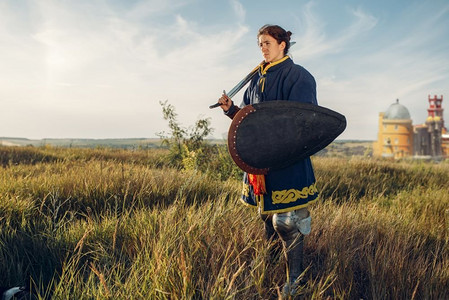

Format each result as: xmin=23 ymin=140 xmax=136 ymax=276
xmin=218 ymin=92 xmax=233 ymax=112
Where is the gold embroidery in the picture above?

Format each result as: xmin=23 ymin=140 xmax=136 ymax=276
xmin=242 ymin=183 xmax=250 ymax=197
xmin=272 ymin=183 xmax=318 ymax=204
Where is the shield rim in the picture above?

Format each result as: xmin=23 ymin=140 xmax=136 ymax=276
xmin=228 ymin=105 xmax=269 ymax=175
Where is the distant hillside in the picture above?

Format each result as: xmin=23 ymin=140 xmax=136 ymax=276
xmin=0 ymin=137 xmax=163 ymax=149
xmin=315 ymin=140 xmax=373 ymax=157
xmin=1 ymin=137 xmax=373 ymax=157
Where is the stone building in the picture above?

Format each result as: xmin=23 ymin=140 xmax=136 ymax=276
xmin=373 ymin=95 xmax=448 ymax=159
xmin=373 ymin=99 xmax=413 ymax=158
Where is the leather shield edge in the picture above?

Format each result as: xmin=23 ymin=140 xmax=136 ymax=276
xmin=227 ymin=105 xmax=269 ymax=175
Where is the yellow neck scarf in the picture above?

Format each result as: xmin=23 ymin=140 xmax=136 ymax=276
xmin=258 ymin=55 xmax=290 ymax=92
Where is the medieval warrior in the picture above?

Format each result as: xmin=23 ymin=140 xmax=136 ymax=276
xmin=217 ymin=24 xmax=318 ymax=297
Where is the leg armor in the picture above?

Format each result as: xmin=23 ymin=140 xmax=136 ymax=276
xmin=259 ymin=213 xmax=278 ymax=241
xmin=259 ymin=213 xmax=282 ymax=263
xmin=272 ymin=208 xmax=311 ymax=297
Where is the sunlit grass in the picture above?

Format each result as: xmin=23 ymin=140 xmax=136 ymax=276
xmin=0 ymin=146 xmax=448 ymax=299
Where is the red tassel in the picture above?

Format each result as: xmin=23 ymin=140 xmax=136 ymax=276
xmin=248 ymin=174 xmax=266 ymax=195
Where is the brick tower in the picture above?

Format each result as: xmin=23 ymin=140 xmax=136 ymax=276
xmin=425 ymin=95 xmax=444 ymax=157
xmin=427 ymin=95 xmax=445 ymax=131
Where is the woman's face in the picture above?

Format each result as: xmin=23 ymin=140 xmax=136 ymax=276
xmin=258 ymin=34 xmax=286 ymax=63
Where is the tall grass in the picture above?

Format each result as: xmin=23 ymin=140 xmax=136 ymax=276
xmin=0 ymin=146 xmax=448 ymax=299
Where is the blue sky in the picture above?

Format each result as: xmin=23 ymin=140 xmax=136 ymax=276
xmin=1 ymin=0 xmax=448 ymax=140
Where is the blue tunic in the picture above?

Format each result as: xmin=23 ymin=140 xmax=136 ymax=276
xmin=239 ymin=56 xmax=319 ymax=213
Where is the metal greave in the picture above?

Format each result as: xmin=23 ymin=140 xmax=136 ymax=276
xmin=260 ymin=214 xmax=282 ymax=263
xmin=284 ymin=233 xmax=304 ymax=284
xmin=260 ymin=212 xmax=305 ymax=281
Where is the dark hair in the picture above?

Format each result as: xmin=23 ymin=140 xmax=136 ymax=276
xmin=257 ymin=24 xmax=292 ymax=55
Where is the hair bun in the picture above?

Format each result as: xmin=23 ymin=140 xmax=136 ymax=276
xmin=286 ymin=31 xmax=292 ymax=41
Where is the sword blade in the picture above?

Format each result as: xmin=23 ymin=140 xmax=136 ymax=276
xmin=209 ymin=65 xmax=259 ymax=109
xmin=209 ymin=42 xmax=296 ymax=109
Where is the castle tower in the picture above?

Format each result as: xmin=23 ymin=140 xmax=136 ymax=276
xmin=427 ymin=95 xmax=445 ymax=132
xmin=414 ymin=94 xmax=445 ymax=158
xmin=373 ymin=99 xmax=413 ymax=158
xmin=427 ymin=95 xmax=444 ymax=157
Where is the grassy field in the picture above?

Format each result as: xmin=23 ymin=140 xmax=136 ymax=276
xmin=0 ymin=146 xmax=448 ymax=299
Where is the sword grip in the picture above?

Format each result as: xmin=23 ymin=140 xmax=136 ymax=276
xmin=210 ymin=90 xmax=228 ymax=109
xmin=209 ymin=102 xmax=221 ymax=109
xmin=210 ymin=64 xmax=258 ymax=109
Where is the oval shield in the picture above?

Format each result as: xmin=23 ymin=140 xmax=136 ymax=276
xmin=228 ymin=101 xmax=346 ymax=174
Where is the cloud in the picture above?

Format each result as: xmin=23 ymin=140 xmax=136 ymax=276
xmin=285 ymin=1 xmax=449 ymax=140
xmin=292 ymin=3 xmax=378 ymax=60
xmin=0 ymin=0 xmax=252 ymax=138
xmin=125 ymin=0 xmax=192 ymax=19
xmin=1 ymin=0 xmax=447 ymax=140
xmin=230 ymin=0 xmax=246 ymax=23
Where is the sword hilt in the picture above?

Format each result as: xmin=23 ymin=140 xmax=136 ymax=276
xmin=210 ymin=44 xmax=296 ymax=109
xmin=209 ymin=102 xmax=221 ymax=109
xmin=210 ymin=90 xmax=230 ymax=109
xmin=209 ymin=66 xmax=259 ymax=109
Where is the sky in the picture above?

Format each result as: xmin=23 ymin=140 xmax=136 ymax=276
xmin=1 ymin=0 xmax=448 ymax=141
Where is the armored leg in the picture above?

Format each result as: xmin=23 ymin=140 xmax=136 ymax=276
xmin=260 ymin=213 xmax=282 ymax=263
xmin=260 ymin=213 xmax=278 ymax=241
xmin=272 ymin=208 xmax=311 ymax=298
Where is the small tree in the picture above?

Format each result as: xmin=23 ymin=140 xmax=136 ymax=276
xmin=157 ymin=100 xmax=213 ymax=170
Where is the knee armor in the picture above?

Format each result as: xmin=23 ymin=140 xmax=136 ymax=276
xmin=272 ymin=208 xmax=311 ymax=241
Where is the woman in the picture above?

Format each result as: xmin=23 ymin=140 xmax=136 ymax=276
xmin=218 ymin=24 xmax=318 ymax=297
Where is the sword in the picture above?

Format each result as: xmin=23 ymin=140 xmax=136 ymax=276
xmin=209 ymin=42 xmax=296 ymax=109
xmin=209 ymin=65 xmax=259 ymax=109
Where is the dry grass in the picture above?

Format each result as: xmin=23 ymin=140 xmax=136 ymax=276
xmin=0 ymin=146 xmax=448 ymax=299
